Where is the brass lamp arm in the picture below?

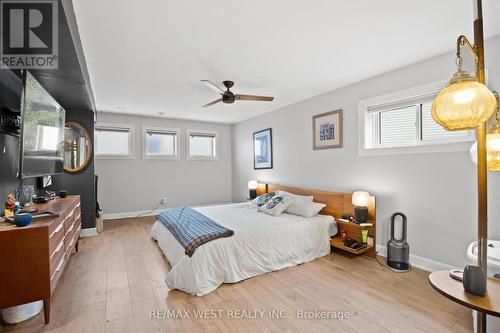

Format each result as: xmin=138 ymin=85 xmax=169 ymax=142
xmin=494 ymin=92 xmax=500 ymax=122
xmin=456 ymin=35 xmax=479 ymax=66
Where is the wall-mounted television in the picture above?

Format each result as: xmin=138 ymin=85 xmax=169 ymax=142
xmin=19 ymin=71 xmax=65 ymax=178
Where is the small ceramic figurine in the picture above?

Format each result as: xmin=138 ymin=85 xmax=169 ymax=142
xmin=5 ymin=193 xmax=16 ymax=211
xmin=5 ymin=193 xmax=16 ymax=218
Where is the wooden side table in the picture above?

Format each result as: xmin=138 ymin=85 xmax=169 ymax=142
xmin=429 ymin=270 xmax=500 ymax=332
xmin=330 ymin=219 xmax=375 ymax=257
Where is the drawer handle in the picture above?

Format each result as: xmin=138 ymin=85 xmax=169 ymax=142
xmin=51 ymin=257 xmax=65 ymax=280
xmin=68 ymin=226 xmax=81 ymax=248
xmin=50 ymin=237 xmax=65 ymax=259
xmin=65 ymin=222 xmax=75 ymax=236
xmin=49 ymin=222 xmax=64 ymax=238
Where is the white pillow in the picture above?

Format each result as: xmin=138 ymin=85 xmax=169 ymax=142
xmin=276 ymin=191 xmax=315 ymax=214
xmin=286 ymin=201 xmax=326 ymax=218
xmin=277 ymin=191 xmax=313 ymax=203
xmin=258 ymin=195 xmax=293 ymax=216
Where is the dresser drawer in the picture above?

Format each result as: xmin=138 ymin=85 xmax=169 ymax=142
xmin=50 ymin=251 xmax=66 ymax=293
xmin=63 ymin=208 xmax=76 ymax=230
xmin=48 ymin=218 xmax=64 ymax=246
xmin=65 ymin=217 xmax=77 ymax=238
xmin=73 ymin=206 xmax=81 ymax=223
xmin=66 ymin=222 xmax=80 ymax=254
xmin=49 ymin=236 xmax=65 ymax=277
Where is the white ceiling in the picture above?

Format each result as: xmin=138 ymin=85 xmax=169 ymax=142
xmin=73 ymin=0 xmax=500 ymax=124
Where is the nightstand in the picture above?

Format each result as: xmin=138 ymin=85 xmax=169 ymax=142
xmin=330 ymin=218 xmax=375 ymax=257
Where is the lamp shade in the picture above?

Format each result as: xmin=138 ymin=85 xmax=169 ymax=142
xmin=432 ymin=70 xmax=497 ymax=130
xmin=247 ymin=180 xmax=258 ymax=190
xmin=352 ymin=191 xmax=370 ymax=207
xmin=470 ymin=122 xmax=500 ymax=171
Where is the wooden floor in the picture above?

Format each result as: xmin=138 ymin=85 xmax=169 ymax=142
xmin=1 ymin=217 xmax=472 ymax=333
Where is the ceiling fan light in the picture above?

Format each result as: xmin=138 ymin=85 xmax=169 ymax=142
xmin=432 ymin=70 xmax=497 ymax=130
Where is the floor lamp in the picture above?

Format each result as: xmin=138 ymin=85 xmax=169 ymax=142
xmin=431 ymin=0 xmax=497 ymax=331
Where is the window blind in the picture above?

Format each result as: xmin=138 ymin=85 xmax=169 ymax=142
xmin=95 ymin=127 xmax=130 ymax=133
xmin=146 ymin=130 xmax=177 ymax=136
xmin=420 ymin=103 xmax=471 ymax=141
xmin=379 ymin=105 xmax=417 ymax=146
xmin=189 ymin=132 xmax=216 ymax=138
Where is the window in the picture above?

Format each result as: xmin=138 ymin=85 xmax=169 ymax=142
xmin=358 ymin=81 xmax=475 ymax=156
xmin=142 ymin=127 xmax=179 ymax=159
xmin=187 ymin=130 xmax=217 ymax=160
xmin=95 ymin=124 xmax=134 ymax=158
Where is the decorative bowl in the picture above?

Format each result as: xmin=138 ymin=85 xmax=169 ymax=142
xmin=13 ymin=213 xmax=32 ymax=227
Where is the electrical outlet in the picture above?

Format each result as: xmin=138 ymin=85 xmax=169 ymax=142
xmin=160 ymin=197 xmax=167 ymax=206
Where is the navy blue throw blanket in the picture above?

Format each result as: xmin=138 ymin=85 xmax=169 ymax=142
xmin=157 ymin=207 xmax=234 ymax=257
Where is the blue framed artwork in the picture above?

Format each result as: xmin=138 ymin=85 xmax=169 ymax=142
xmin=253 ymin=128 xmax=273 ymax=169
xmin=313 ymin=109 xmax=343 ymax=149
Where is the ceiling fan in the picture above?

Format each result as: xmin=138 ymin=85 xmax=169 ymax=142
xmin=201 ymin=80 xmax=274 ymax=107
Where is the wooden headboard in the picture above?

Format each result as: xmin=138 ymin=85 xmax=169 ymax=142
xmin=257 ymin=183 xmax=377 ymax=257
xmin=256 ymin=183 xmax=376 ymax=221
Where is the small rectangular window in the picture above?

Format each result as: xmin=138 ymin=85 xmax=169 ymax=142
xmin=360 ymin=83 xmax=475 ymax=155
xmin=142 ymin=127 xmax=179 ymax=159
xmin=187 ymin=130 xmax=217 ymax=160
xmin=95 ymin=124 xmax=134 ymax=158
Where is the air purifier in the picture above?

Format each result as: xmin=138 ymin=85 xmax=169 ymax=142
xmin=387 ymin=212 xmax=410 ymax=272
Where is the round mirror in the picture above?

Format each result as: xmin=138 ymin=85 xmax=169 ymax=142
xmin=64 ymin=121 xmax=92 ymax=173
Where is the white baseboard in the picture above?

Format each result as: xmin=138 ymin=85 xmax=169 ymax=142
xmin=102 ymin=202 xmax=234 ymax=220
xmin=80 ymin=227 xmax=97 ymax=238
xmin=103 ymin=210 xmax=156 ymax=220
xmin=376 ymin=245 xmax=455 ymax=272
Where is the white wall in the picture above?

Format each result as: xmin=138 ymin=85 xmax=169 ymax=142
xmin=95 ymin=113 xmax=232 ymax=216
xmin=231 ymin=36 xmax=500 ymax=269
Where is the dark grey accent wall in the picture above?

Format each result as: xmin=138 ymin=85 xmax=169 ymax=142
xmin=0 ymin=69 xmax=95 ymax=228
xmin=0 ymin=70 xmax=23 ymax=204
xmin=48 ymin=110 xmax=95 ymax=229
xmin=0 ymin=0 xmax=96 ymax=228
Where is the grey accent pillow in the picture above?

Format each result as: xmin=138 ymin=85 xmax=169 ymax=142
xmin=258 ymin=196 xmax=292 ymax=216
xmin=252 ymin=192 xmax=277 ymax=207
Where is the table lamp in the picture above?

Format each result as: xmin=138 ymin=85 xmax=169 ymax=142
xmin=352 ymin=191 xmax=370 ymax=224
xmin=248 ymin=180 xmax=258 ymax=200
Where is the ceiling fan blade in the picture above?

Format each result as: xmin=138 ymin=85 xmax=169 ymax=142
xmin=202 ymin=98 xmax=222 ymax=107
xmin=235 ymin=94 xmax=274 ymax=102
xmin=201 ymin=80 xmax=224 ymax=94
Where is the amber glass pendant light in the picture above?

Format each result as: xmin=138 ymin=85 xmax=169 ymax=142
xmin=470 ymin=97 xmax=500 ymax=171
xmin=432 ymin=55 xmax=496 ymax=131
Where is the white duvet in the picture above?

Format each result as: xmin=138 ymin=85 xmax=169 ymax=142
xmin=151 ymin=203 xmax=337 ymax=296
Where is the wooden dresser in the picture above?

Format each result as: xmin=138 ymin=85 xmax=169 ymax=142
xmin=0 ymin=195 xmax=81 ymax=324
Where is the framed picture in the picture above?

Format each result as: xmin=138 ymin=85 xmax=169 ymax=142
xmin=313 ymin=109 xmax=343 ymax=150
xmin=253 ymin=128 xmax=273 ymax=169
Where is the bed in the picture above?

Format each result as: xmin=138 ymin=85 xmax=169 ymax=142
xmin=151 ymin=202 xmax=336 ymax=296
xmin=151 ymin=184 xmax=375 ymax=296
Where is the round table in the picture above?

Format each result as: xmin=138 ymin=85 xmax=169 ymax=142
xmin=429 ymin=270 xmax=500 ymax=332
